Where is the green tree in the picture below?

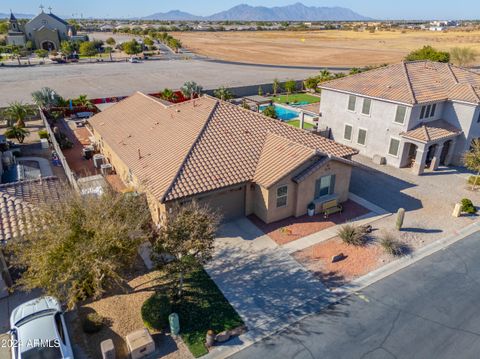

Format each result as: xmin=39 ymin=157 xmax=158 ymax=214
xmin=213 ymin=86 xmax=234 ymax=101
xmin=79 ymin=41 xmax=98 ymax=59
xmin=73 ymin=94 xmax=94 ymax=109
xmin=463 ymin=139 xmax=480 ymax=190
xmin=4 ymin=125 xmax=30 ymax=143
xmin=181 ymin=81 xmax=203 ymax=99
xmin=450 ymin=47 xmax=477 ymax=67
xmin=3 ymin=101 xmax=34 ymax=128
xmin=349 ymin=67 xmax=363 ymax=75
xmin=151 ymin=201 xmax=220 ymax=299
xmin=262 ymin=105 xmax=278 ymax=119
xmin=304 ymin=77 xmax=319 ymax=92
xmin=31 ymin=87 xmax=64 ymax=109
xmin=60 ymin=40 xmax=74 ymax=56
xmin=35 ymin=49 xmax=49 ymax=60
xmin=405 ymin=45 xmax=450 ymax=63
xmin=319 ymin=69 xmax=332 ymax=82
xmin=123 ymin=39 xmax=142 ymax=55
xmin=284 ymin=80 xmax=297 ymax=96
xmin=168 ymin=38 xmax=182 ymax=52
xmin=8 ymin=189 xmax=152 ymax=308
xmin=272 ymin=78 xmax=281 ymax=97
xmin=105 ymin=37 xmax=116 ymax=46
xmin=160 ymin=88 xmax=177 ymax=102
xmin=144 ymin=37 xmax=154 ymax=47
xmin=0 ymin=22 xmax=8 ymax=34
xmin=25 ymin=41 xmax=33 ymax=51
xmin=258 ymin=86 xmax=264 ymax=96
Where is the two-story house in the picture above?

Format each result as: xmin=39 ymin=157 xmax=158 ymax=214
xmin=319 ymin=60 xmax=480 ymax=174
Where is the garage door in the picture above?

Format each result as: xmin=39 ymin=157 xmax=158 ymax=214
xmin=198 ymin=186 xmax=246 ymax=222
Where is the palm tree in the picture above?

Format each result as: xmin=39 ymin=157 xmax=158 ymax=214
xmin=272 ymin=78 xmax=281 ymax=97
xmin=262 ymin=105 xmax=278 ymax=119
xmin=463 ymin=139 xmax=480 ymax=190
xmin=4 ymin=102 xmax=34 ymax=128
xmin=160 ymin=88 xmax=178 ymax=102
xmin=181 ymin=81 xmax=203 ymax=99
xmin=4 ymin=126 xmax=30 ymax=144
xmin=73 ymin=94 xmax=94 ymax=109
xmin=31 ymin=87 xmax=64 ymax=109
xmin=213 ymin=86 xmax=234 ymax=101
xmin=319 ymin=70 xmax=332 ymax=82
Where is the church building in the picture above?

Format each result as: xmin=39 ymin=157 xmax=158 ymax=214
xmin=6 ymin=7 xmax=77 ymax=51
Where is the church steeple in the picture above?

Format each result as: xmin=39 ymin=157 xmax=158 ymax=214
xmin=9 ymin=10 xmax=20 ymax=32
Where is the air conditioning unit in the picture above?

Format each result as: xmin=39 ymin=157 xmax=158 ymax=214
xmin=93 ymin=154 xmax=105 ymax=168
xmin=100 ymin=163 xmax=113 ymax=175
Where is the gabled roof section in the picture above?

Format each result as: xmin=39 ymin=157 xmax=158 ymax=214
xmin=320 ymin=61 xmax=480 ymax=105
xmin=88 ymin=92 xmax=217 ymax=202
xmin=400 ymin=119 xmax=462 ymax=143
xmin=89 ymin=93 xmax=357 ymax=203
xmin=0 ymin=177 xmax=62 ymax=242
xmin=253 ymin=133 xmax=316 ymax=188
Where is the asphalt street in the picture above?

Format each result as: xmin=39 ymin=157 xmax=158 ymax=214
xmin=231 ymin=230 xmax=480 ymax=359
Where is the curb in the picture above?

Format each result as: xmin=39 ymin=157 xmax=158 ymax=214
xmin=207 ymin=222 xmax=480 ymax=359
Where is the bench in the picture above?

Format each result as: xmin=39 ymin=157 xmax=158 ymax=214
xmin=321 ymin=198 xmax=343 ymax=218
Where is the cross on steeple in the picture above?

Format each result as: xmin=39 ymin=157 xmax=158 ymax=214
xmin=48 ymin=6 xmax=52 ymax=13
xmin=39 ymin=4 xmax=44 ymax=12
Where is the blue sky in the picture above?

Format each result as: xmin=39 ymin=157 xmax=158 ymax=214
xmin=2 ymin=0 xmax=479 ymax=20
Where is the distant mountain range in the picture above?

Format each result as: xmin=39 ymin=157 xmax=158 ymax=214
xmin=143 ymin=3 xmax=371 ymax=21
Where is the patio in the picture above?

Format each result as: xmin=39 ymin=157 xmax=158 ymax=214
xmin=248 ymin=199 xmax=370 ymax=245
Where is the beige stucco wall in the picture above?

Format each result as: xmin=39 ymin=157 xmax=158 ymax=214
xmin=33 ymin=27 xmax=60 ymax=50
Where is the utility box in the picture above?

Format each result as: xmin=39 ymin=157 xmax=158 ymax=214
xmin=452 ymin=203 xmax=462 ymax=217
xmin=100 ymin=339 xmax=115 ymax=359
xmin=126 ymin=329 xmax=155 ymax=359
xmin=40 ymin=138 xmax=49 ymax=149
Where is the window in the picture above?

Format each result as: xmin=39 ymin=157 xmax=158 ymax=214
xmin=348 ymin=95 xmax=356 ymax=111
xmin=388 ymin=138 xmax=401 ymax=157
xmin=420 ymin=106 xmax=426 ymax=119
xmin=361 ymin=98 xmax=372 ymax=115
xmin=276 ymin=185 xmax=288 ymax=208
xmin=357 ymin=128 xmax=367 ymax=145
xmin=344 ymin=124 xmax=353 ymax=141
xmin=394 ymin=105 xmax=407 ymax=124
xmin=430 ymin=103 xmax=436 ymax=117
xmin=315 ymin=175 xmax=336 ymax=199
xmin=425 ymin=104 xmax=431 ymax=118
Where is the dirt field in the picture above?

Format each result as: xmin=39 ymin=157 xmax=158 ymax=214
xmin=173 ymin=30 xmax=480 ymax=67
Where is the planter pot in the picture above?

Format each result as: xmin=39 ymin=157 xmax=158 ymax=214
xmin=307 ymin=208 xmax=315 ymax=217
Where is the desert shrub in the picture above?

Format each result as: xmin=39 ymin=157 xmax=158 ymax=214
xmin=379 ymin=232 xmax=406 ymax=256
xmin=38 ymin=129 xmax=49 ymax=139
xmin=141 ymin=293 xmax=171 ymax=331
xmin=461 ymin=198 xmax=477 ymax=214
xmin=82 ymin=313 xmax=104 ymax=334
xmin=337 ymin=223 xmax=365 ymax=246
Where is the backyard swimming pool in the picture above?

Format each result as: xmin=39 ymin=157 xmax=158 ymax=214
xmin=259 ymin=104 xmax=300 ymax=121
xmin=1 ymin=160 xmax=42 ymax=183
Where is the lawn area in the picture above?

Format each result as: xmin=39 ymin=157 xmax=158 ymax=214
xmin=271 ymin=93 xmax=320 ymax=104
xmin=175 ymin=268 xmax=244 ymax=357
xmin=285 ymin=120 xmax=315 ymax=130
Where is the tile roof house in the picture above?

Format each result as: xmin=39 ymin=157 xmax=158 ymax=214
xmin=88 ymin=92 xmax=357 ymax=223
xmin=0 ymin=177 xmax=63 ymax=243
xmin=319 ymin=61 xmax=480 ymax=174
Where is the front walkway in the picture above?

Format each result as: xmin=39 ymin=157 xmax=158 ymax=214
xmin=204 ymin=218 xmax=332 ymax=357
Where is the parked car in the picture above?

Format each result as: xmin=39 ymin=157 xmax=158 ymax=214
xmin=128 ymin=57 xmax=141 ymax=63
xmin=9 ymin=296 xmax=74 ymax=359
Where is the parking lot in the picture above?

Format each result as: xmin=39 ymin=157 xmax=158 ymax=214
xmin=0 ymin=59 xmax=319 ymax=106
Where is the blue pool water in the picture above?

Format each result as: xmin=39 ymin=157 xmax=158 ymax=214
xmin=259 ymin=104 xmax=300 ymax=121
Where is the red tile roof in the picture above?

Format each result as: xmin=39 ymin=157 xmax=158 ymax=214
xmin=320 ymin=61 xmax=480 ymax=105
xmin=89 ymin=93 xmax=357 ymax=203
xmin=400 ymin=119 xmax=462 ymax=143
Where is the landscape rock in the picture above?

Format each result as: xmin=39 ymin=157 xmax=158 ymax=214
xmin=331 ymin=253 xmax=346 ymax=263
xmin=215 ymin=331 xmax=231 ymax=343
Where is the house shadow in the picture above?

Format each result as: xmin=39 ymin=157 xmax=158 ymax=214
xmin=350 ymin=163 xmax=423 ymax=213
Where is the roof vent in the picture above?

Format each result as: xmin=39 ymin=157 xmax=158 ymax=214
xmin=176 ymin=109 xmax=181 ymax=113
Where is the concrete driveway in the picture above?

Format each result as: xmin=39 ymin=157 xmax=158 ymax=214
xmin=231 ymin=229 xmax=480 ymax=359
xmin=205 ymin=218 xmax=331 ymax=339
xmin=350 ymin=155 xmax=480 ymax=248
